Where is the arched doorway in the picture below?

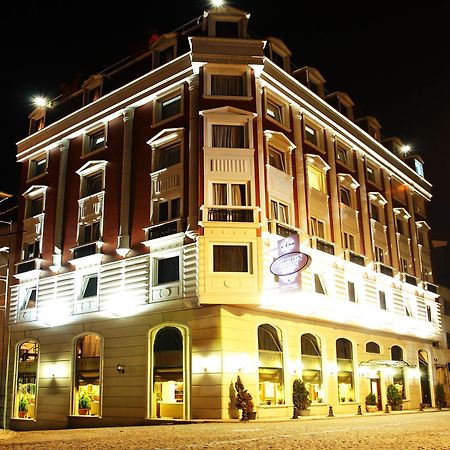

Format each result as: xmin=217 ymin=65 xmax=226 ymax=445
xmin=418 ymin=349 xmax=431 ymax=406
xmin=151 ymin=326 xmax=188 ymax=419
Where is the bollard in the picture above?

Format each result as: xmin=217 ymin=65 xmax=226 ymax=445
xmin=356 ymin=404 xmax=363 ymax=415
xmin=328 ymin=405 xmax=334 ymax=417
xmin=384 ymin=403 xmax=390 ymax=414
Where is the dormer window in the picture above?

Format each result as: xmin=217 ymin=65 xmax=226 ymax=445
xmin=414 ymin=159 xmax=424 ymax=177
xmin=215 ymin=20 xmax=239 ymax=38
xmin=82 ymin=74 xmax=103 ymax=105
xmin=207 ymin=7 xmax=248 ymax=39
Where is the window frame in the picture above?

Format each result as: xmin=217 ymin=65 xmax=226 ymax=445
xmin=314 ymin=273 xmax=327 ymax=295
xmin=203 ymin=65 xmax=251 ymax=100
xmin=310 ymin=217 xmax=325 ymax=239
xmin=379 ymin=290 xmax=387 ymax=310
xmin=79 ymin=273 xmax=99 ymax=299
xmin=212 ymin=244 xmax=251 ymax=274
xmin=265 ymin=91 xmax=290 ymax=129
xmin=154 ymin=254 xmax=180 ymax=286
xmin=347 ymin=281 xmax=357 ymax=303
xmin=303 ymin=119 xmax=324 ymax=151
xmin=270 ymin=199 xmax=290 ymax=224
xmin=343 ymin=232 xmax=356 ymax=251
xmin=211 ymin=181 xmax=249 ymax=207
xmin=154 ymin=88 xmax=183 ymax=125
xmin=82 ymin=126 xmax=108 ymax=157
xmin=27 ymin=153 xmax=48 ymax=181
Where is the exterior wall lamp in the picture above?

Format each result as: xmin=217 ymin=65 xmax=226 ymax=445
xmin=116 ymin=364 xmax=125 ymax=374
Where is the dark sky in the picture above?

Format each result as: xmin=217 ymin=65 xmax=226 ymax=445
xmin=2 ymin=2 xmax=449 ymax=232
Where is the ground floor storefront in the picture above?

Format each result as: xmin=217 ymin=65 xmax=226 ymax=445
xmin=6 ymin=305 xmax=438 ymax=429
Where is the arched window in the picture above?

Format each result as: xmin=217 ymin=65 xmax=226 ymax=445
xmin=301 ymin=334 xmax=323 ymax=402
xmin=336 ymin=338 xmax=354 ymax=402
xmin=153 ymin=327 xmax=184 ymax=419
xmin=258 ymin=324 xmax=284 ymax=405
xmin=391 ymin=345 xmax=405 ymax=399
xmin=73 ymin=334 xmax=102 ymax=416
xmin=15 ymin=340 xmax=39 ymax=419
xmin=366 ymin=342 xmax=380 ymax=354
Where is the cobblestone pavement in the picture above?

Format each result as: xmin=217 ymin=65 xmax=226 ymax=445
xmin=0 ymin=411 xmax=449 ymax=449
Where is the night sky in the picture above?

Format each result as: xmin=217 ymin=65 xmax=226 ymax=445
xmin=2 ymin=2 xmax=449 ymax=233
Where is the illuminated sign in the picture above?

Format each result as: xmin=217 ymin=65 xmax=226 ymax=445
xmin=270 ymin=252 xmax=310 ymax=276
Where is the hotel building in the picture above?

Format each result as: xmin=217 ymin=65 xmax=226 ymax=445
xmin=7 ymin=5 xmax=441 ymax=429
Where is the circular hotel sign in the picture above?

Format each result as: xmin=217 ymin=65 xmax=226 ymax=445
xmin=270 ymin=252 xmax=310 ymax=277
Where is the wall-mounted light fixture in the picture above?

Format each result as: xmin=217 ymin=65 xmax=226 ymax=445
xmin=116 ymin=364 xmax=125 ymax=374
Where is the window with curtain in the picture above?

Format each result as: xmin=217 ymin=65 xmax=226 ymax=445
xmin=212 ymin=124 xmax=247 ymax=148
xmin=15 ymin=341 xmax=39 ymax=419
xmin=159 ymin=94 xmax=181 ymax=121
xmin=268 ymin=147 xmax=286 ymax=172
xmin=211 ymin=75 xmax=245 ymax=96
xmin=307 ymin=165 xmax=326 ymax=192
xmin=74 ymin=334 xmax=101 ymax=416
xmin=391 ymin=345 xmax=405 ymax=399
xmin=258 ymin=324 xmax=284 ymax=405
xmin=213 ymin=245 xmax=249 ymax=272
xmin=336 ymin=338 xmax=354 ymax=402
xmin=212 ymin=183 xmax=247 ymax=206
xmin=301 ymin=334 xmax=322 ymax=402
xmin=156 ymin=143 xmax=181 ymax=170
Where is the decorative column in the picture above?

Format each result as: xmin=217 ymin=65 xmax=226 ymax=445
xmin=292 ymin=108 xmax=308 ymax=236
xmin=406 ymin=188 xmax=421 ymax=278
xmin=382 ymin=172 xmax=399 ymax=271
xmin=325 ymin=130 xmax=342 ymax=248
xmin=50 ymin=139 xmax=69 ymax=272
xmin=355 ymin=153 xmax=373 ymax=258
xmin=188 ymin=76 xmax=200 ymax=232
xmin=117 ymin=107 xmax=135 ymax=256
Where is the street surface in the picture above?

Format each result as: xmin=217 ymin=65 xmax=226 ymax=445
xmin=0 ymin=411 xmax=449 ymax=449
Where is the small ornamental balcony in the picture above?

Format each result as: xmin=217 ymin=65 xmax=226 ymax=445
xmin=69 ymin=241 xmax=104 ymax=268
xmin=310 ymin=237 xmax=335 ymax=255
xmin=400 ymin=272 xmax=417 ymax=286
xmin=78 ymin=192 xmax=104 ymax=223
xmin=16 ymin=259 xmax=40 ymax=275
xmin=201 ymin=205 xmax=259 ymax=225
xmin=145 ymin=218 xmax=183 ymax=241
xmin=422 ymin=281 xmax=438 ymax=294
xmin=268 ymin=219 xmax=299 ymax=238
xmin=374 ymin=262 xmax=394 ymax=277
xmin=343 ymin=250 xmax=365 ymax=266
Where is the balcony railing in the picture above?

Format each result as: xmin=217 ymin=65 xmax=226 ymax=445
xmin=345 ymin=250 xmax=365 ymax=266
xmin=146 ymin=219 xmax=182 ymax=240
xmin=423 ymin=282 xmax=438 ymax=294
xmin=403 ymin=273 xmax=417 ymax=286
xmin=73 ymin=242 xmax=99 ymax=259
xmin=201 ymin=206 xmax=258 ymax=224
xmin=78 ymin=192 xmax=104 ymax=222
xmin=268 ymin=220 xmax=299 ymax=238
xmin=16 ymin=259 xmax=39 ymax=274
xmin=375 ymin=262 xmax=394 ymax=277
xmin=310 ymin=237 xmax=335 ymax=255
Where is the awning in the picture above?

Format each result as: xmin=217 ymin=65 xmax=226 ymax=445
xmin=359 ymin=359 xmax=415 ymax=368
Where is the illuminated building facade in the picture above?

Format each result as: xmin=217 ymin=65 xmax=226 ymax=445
xmin=7 ymin=6 xmax=441 ymax=429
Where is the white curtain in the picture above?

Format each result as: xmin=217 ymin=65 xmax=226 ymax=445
xmin=212 ymin=125 xmax=245 ymax=148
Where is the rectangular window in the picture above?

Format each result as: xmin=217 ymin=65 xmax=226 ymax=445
xmin=160 ymin=94 xmax=181 ymax=121
xmin=307 ymin=166 xmax=326 ymax=193
xmin=370 ymin=203 xmax=380 ymax=222
xmin=310 ymin=217 xmax=325 ymax=239
xmin=80 ymin=222 xmax=100 ymax=245
xmin=266 ymin=100 xmax=283 ymax=123
xmin=400 ymin=258 xmax=408 ymax=273
xmin=414 ymin=159 xmax=424 ymax=177
xmin=212 ymin=124 xmax=247 ymax=148
xmin=268 ymin=147 xmax=286 ymax=172
xmin=426 ymin=305 xmax=432 ymax=322
xmin=396 ymin=218 xmax=405 ymax=235
xmin=405 ymin=301 xmax=412 ymax=317
xmin=156 ymin=143 xmax=181 ymax=170
xmin=375 ymin=246 xmax=384 ymax=263
xmin=314 ymin=274 xmax=326 ymax=295
xmin=88 ymin=130 xmax=106 ymax=153
xmin=366 ymin=166 xmax=376 ymax=184
xmin=80 ymin=275 xmax=98 ymax=299
xmin=271 ymin=200 xmax=289 ymax=224
xmin=348 ymin=282 xmax=356 ymax=303
xmin=83 ymin=172 xmax=103 ymax=197
xmin=213 ymin=245 xmax=249 ymax=272
xmin=23 ymin=241 xmax=40 ymax=260
xmin=21 ymin=288 xmax=37 ymax=310
xmin=157 ymin=198 xmax=180 ymax=223
xmin=212 ymin=183 xmax=247 ymax=206
xmin=444 ymin=299 xmax=450 ymax=316
xmin=215 ymin=20 xmax=239 ymax=38
xmin=211 ymin=75 xmax=245 ymax=96
xmin=29 ymin=156 xmax=47 ymax=179
xmin=343 ymin=232 xmax=355 ymax=251
xmin=417 ymin=230 xmax=425 ymax=246
xmin=27 ymin=197 xmax=43 ymax=218
xmin=379 ymin=291 xmax=387 ymax=310
xmin=336 ymin=145 xmax=349 ymax=166
xmin=340 ymin=187 xmax=352 ymax=207
xmin=304 ymin=124 xmax=319 ymax=147
xmin=157 ymin=256 xmax=180 ymax=285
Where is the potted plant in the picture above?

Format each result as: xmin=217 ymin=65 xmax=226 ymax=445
xmin=234 ymin=376 xmax=255 ymax=421
xmin=292 ymin=379 xmax=311 ymax=418
xmin=18 ymin=396 xmax=28 ymax=418
xmin=435 ymin=383 xmax=446 ymax=409
xmin=386 ymin=384 xmax=403 ymax=411
xmin=365 ymin=392 xmax=378 ymax=412
xmin=78 ymin=392 xmax=91 ymax=415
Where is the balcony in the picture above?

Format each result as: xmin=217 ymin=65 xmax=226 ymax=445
xmin=145 ymin=219 xmax=183 ymax=240
xmin=422 ymin=282 xmax=438 ymax=294
xmin=344 ymin=250 xmax=365 ymax=266
xmin=401 ymin=273 xmax=417 ymax=286
xmin=201 ymin=205 xmax=258 ymax=224
xmin=268 ymin=220 xmax=299 ymax=238
xmin=310 ymin=237 xmax=335 ymax=255
xmin=16 ymin=259 xmax=39 ymax=275
xmin=78 ymin=192 xmax=104 ymax=222
xmin=374 ymin=262 xmax=394 ymax=277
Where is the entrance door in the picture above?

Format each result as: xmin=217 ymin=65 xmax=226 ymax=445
xmin=418 ymin=350 xmax=431 ymax=406
xmin=370 ymin=377 xmax=382 ymax=410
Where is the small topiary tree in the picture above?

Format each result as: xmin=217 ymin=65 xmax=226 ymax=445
xmin=292 ymin=379 xmax=310 ymax=418
xmin=435 ymin=382 xmax=446 ymax=409
xmin=365 ymin=392 xmax=377 ymax=406
xmin=235 ymin=376 xmax=254 ymax=421
xmin=386 ymin=384 xmax=402 ymax=410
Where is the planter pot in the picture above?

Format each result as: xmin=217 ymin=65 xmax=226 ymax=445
xmin=299 ymin=409 xmax=310 ymax=416
xmin=18 ymin=411 xmax=27 ymax=418
xmin=391 ymin=405 xmax=402 ymax=411
xmin=247 ymin=411 xmax=257 ymax=420
xmin=78 ymin=408 xmax=90 ymax=415
xmin=366 ymin=405 xmax=378 ymax=413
